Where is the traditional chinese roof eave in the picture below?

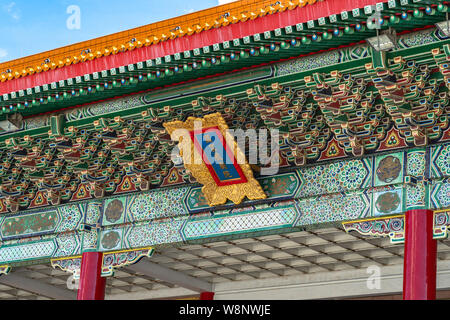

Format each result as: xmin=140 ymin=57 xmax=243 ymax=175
xmin=0 ymin=25 xmax=448 ymax=215
xmin=0 ymin=0 xmax=447 ymax=119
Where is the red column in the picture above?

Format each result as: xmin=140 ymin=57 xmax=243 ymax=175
xmin=200 ymin=292 xmax=215 ymax=300
xmin=403 ymin=209 xmax=437 ymax=300
xmin=77 ymin=252 xmax=107 ymax=300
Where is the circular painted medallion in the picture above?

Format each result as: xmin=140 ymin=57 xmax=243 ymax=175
xmin=375 ymin=192 xmax=401 ymax=214
xmin=376 ymin=156 xmax=402 ymax=183
xmin=105 ymin=199 xmax=124 ymax=223
xmin=101 ymin=231 xmax=121 ymax=250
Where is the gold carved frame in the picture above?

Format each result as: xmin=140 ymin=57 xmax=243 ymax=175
xmin=164 ymin=113 xmax=266 ymax=206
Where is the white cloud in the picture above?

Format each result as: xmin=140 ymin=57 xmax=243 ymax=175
xmin=218 ymin=0 xmax=238 ymax=4
xmin=0 ymin=49 xmax=8 ymax=61
xmin=4 ymin=2 xmax=21 ymax=20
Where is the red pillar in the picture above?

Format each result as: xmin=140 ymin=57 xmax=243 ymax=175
xmin=77 ymin=252 xmax=107 ymax=300
xmin=200 ymin=292 xmax=215 ymax=300
xmin=403 ymin=209 xmax=437 ymax=300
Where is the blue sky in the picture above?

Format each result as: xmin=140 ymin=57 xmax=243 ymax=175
xmin=0 ymin=0 xmax=236 ymax=63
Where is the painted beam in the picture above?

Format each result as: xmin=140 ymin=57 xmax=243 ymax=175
xmin=126 ymin=258 xmax=213 ymax=293
xmin=0 ymin=273 xmax=76 ymax=300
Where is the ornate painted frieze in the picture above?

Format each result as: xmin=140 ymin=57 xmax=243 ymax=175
xmin=295 ymin=158 xmax=372 ymax=198
xmin=430 ymin=144 xmax=450 ymax=179
xmin=294 ymin=191 xmax=371 ymax=227
xmin=0 ymin=30 xmax=449 ymax=214
xmin=343 ymin=216 xmax=405 ymax=244
xmin=0 ymin=143 xmax=448 ymax=265
xmin=97 ymin=218 xmax=186 ymax=253
xmin=404 ymin=148 xmax=430 ymax=210
xmin=0 ymin=204 xmax=84 ymax=241
xmin=182 ymin=205 xmax=297 ymax=241
xmin=0 ymin=240 xmax=56 ymax=265
xmin=431 ymin=179 xmax=450 ymax=209
xmin=50 ymin=247 xmax=154 ymax=278
xmin=51 ymin=255 xmax=82 ymax=278
xmin=185 ymin=172 xmax=300 ymax=212
xmin=101 ymin=186 xmax=189 ymax=226
xmin=101 ymin=247 xmax=154 ymax=277
xmin=343 ymin=209 xmax=450 ymax=244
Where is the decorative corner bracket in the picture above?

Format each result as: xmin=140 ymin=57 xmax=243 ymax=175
xmin=342 ymin=215 xmax=406 ymax=244
xmin=101 ymin=247 xmax=154 ymax=277
xmin=51 ymin=255 xmax=82 ymax=279
xmin=343 ymin=209 xmax=450 ymax=244
xmin=51 ymin=248 xmax=155 ymax=278
xmin=0 ymin=265 xmax=11 ymax=275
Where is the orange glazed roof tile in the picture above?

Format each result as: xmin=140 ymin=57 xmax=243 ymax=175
xmin=0 ymin=0 xmax=320 ymax=83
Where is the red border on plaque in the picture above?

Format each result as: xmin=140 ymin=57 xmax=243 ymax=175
xmin=190 ymin=127 xmax=248 ymax=187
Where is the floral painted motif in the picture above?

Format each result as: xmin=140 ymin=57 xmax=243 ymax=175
xmin=436 ymin=147 xmax=450 ymax=176
xmin=406 ymin=182 xmax=427 ymax=210
xmin=127 ymin=187 xmax=188 ymax=222
xmin=296 ymin=158 xmax=371 ymax=198
xmin=407 ymin=150 xmax=426 ymax=177
xmin=431 ymin=181 xmax=450 ymax=209
xmin=295 ymin=192 xmax=370 ymax=226
xmin=54 ymin=233 xmax=81 ymax=258
xmin=125 ymin=220 xmax=184 ymax=249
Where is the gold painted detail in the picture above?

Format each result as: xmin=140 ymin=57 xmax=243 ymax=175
xmin=0 ymin=265 xmax=11 ymax=275
xmin=51 ymin=255 xmax=82 ymax=279
xmin=342 ymin=215 xmax=405 ymax=244
xmin=164 ymin=113 xmax=267 ymax=206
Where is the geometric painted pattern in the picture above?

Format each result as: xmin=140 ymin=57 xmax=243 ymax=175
xmin=405 ymin=182 xmax=428 ymax=211
xmin=122 ymin=219 xmax=185 ymax=250
xmin=294 ymin=191 xmax=370 ymax=226
xmin=407 ymin=148 xmax=427 ymax=178
xmin=296 ymin=158 xmax=372 ymax=198
xmin=0 ymin=241 xmax=55 ymax=264
xmin=185 ymin=173 xmax=300 ymax=212
xmin=0 ymin=144 xmax=449 ymax=266
xmin=431 ymin=179 xmax=450 ymax=210
xmin=182 ymin=205 xmax=297 ymax=240
xmin=431 ymin=144 xmax=450 ymax=178
xmin=342 ymin=215 xmax=405 ymax=244
xmin=0 ymin=205 xmax=84 ymax=241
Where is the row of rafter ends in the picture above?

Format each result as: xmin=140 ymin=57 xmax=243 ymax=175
xmin=0 ymin=0 xmax=446 ymax=84
xmin=0 ymin=8 xmax=447 ymax=115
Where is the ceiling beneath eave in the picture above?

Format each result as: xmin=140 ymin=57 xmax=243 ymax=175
xmin=1 ymin=227 xmax=450 ymax=300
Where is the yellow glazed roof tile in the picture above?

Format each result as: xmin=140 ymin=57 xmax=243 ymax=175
xmin=0 ymin=0 xmax=318 ymax=83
